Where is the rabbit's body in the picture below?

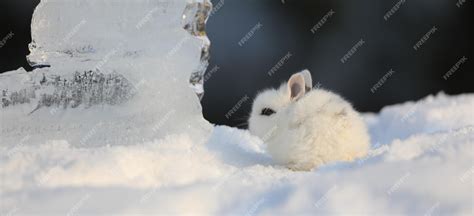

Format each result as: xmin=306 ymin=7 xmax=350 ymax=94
xmin=249 ymin=70 xmax=370 ymax=171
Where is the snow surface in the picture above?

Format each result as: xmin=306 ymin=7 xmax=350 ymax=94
xmin=1 ymin=92 xmax=473 ymax=215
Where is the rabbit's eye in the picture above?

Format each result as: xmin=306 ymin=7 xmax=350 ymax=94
xmin=260 ymin=108 xmax=275 ymax=116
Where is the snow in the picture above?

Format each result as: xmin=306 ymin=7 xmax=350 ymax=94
xmin=1 ymin=92 xmax=473 ymax=215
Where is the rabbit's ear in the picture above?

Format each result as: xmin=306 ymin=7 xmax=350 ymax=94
xmin=288 ymin=73 xmax=306 ymax=101
xmin=300 ymin=69 xmax=312 ymax=91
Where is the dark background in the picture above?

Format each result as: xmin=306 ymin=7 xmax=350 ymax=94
xmin=1 ymin=0 xmax=473 ymax=128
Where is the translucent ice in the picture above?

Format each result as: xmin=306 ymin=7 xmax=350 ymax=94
xmin=0 ymin=0 xmax=213 ymax=146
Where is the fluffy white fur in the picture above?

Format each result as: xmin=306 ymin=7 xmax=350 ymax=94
xmin=248 ymin=70 xmax=370 ymax=171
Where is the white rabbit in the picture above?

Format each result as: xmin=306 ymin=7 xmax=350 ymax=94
xmin=248 ymin=70 xmax=370 ymax=171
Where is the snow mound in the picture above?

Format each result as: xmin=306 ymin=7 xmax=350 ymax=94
xmin=366 ymin=92 xmax=474 ymax=144
xmin=1 ymin=93 xmax=473 ymax=215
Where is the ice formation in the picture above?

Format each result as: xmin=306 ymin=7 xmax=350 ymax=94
xmin=0 ymin=0 xmax=213 ymax=145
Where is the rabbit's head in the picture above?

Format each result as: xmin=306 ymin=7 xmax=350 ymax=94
xmin=248 ymin=70 xmax=312 ymax=139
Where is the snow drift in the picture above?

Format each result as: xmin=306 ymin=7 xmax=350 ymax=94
xmin=1 ymin=93 xmax=473 ymax=215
